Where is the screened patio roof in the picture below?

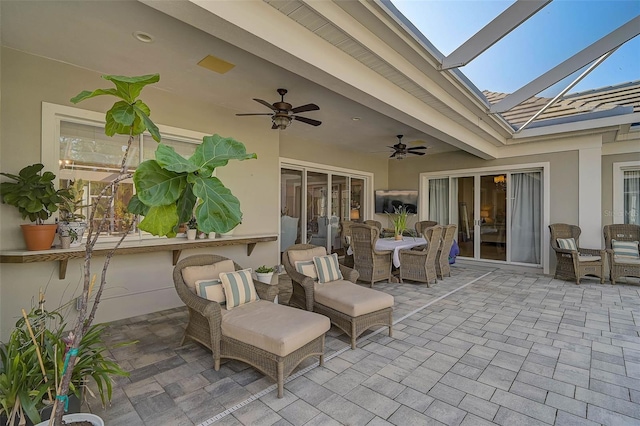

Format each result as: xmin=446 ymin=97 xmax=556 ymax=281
xmin=387 ymin=0 xmax=640 ymax=132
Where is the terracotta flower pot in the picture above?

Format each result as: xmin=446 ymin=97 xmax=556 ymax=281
xmin=20 ymin=224 xmax=58 ymax=251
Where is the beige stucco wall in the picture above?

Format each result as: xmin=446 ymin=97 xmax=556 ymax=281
xmin=279 ymin=134 xmax=388 ymax=185
xmin=280 ymin=134 xmax=389 ymax=221
xmin=0 ymin=48 xmax=285 ymax=339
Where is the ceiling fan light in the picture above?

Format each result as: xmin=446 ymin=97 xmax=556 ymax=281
xmin=273 ymin=115 xmax=291 ymax=130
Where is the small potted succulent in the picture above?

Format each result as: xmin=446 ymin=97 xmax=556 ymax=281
xmin=186 ymin=217 xmax=198 ymax=240
xmin=0 ymin=164 xmax=69 ymax=250
xmin=58 ymin=179 xmax=90 ymax=247
xmin=255 ymin=265 xmax=276 ymax=284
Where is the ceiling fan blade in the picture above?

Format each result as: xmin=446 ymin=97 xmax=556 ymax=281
xmin=291 ymin=103 xmax=320 ymax=114
xmin=389 ymin=152 xmax=397 ymax=158
xmin=253 ymin=98 xmax=277 ymax=111
xmin=236 ymin=113 xmax=274 ymax=116
xmin=407 ymin=146 xmax=428 ymax=151
xmin=272 ymin=122 xmax=278 ymax=130
xmin=293 ymin=116 xmax=322 ymax=126
xmin=409 ymin=151 xmax=426 ymax=156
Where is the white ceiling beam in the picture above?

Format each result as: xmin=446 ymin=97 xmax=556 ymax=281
xmin=515 ymin=50 xmax=616 ymax=133
xmin=491 ymin=16 xmax=640 ymax=113
xmin=440 ymin=0 xmax=550 ymax=70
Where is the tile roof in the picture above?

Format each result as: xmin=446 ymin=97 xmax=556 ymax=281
xmin=484 ymin=80 xmax=640 ymax=129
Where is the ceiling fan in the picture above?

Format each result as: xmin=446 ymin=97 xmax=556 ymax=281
xmin=236 ymin=88 xmax=321 ymax=130
xmin=389 ymin=135 xmax=428 ymax=159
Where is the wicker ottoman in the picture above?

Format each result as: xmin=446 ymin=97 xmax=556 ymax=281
xmin=221 ymin=300 xmax=330 ymax=397
xmin=313 ymin=281 xmax=394 ymax=349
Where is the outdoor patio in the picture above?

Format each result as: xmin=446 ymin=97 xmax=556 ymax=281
xmin=89 ymin=264 xmax=640 ymax=426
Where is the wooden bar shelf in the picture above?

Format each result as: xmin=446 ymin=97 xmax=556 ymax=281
xmin=0 ymin=234 xmax=278 ymax=279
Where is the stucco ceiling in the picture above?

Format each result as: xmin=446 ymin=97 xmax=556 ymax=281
xmin=0 ymin=0 xmax=458 ymax=158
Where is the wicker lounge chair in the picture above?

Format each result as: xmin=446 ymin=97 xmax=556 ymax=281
xmin=399 ymin=225 xmax=443 ymax=285
xmin=436 ymin=224 xmax=457 ymax=279
xmin=603 ymin=224 xmax=640 ymax=284
xmin=351 ymin=223 xmax=393 ymax=286
xmin=173 ymin=254 xmax=329 ymax=397
xmin=549 ymin=223 xmax=605 ymax=284
xmin=283 ymin=244 xmax=394 ymax=349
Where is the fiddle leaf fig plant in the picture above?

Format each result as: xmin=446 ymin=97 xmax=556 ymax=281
xmin=71 ymin=74 xmax=161 ymax=142
xmin=44 ymin=73 xmax=256 ymax=426
xmin=129 ymin=134 xmax=256 ymax=237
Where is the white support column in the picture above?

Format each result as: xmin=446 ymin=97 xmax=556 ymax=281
xmin=579 ymin=146 xmax=602 ymax=248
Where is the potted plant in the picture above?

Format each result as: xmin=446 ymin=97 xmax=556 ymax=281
xmin=0 ymin=164 xmax=69 ymax=250
xmin=58 ymin=179 xmax=89 ymax=247
xmin=387 ymin=205 xmax=413 ymax=240
xmin=255 ymin=265 xmax=275 ymax=284
xmin=59 ymin=228 xmax=77 ymax=250
xmin=186 ymin=217 xmax=198 ymax=240
xmin=40 ymin=74 xmax=256 ymax=426
xmin=0 ymin=299 xmax=129 ymax=426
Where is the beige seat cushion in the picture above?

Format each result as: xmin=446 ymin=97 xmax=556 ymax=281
xmin=615 ymin=256 xmax=640 ymax=264
xmin=181 ymin=260 xmax=235 ymax=293
xmin=578 ymin=255 xmax=601 ymax=262
xmin=314 ymin=280 xmax=394 ymax=317
xmin=221 ymin=300 xmax=330 ymax=357
xmin=288 ymin=246 xmax=327 ymax=263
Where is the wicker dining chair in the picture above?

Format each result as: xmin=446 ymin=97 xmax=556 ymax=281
xmin=436 ymin=224 xmax=457 ymax=279
xmin=549 ymin=223 xmax=605 ymax=284
xmin=351 ymin=223 xmax=393 ymax=287
xmin=363 ymin=220 xmax=382 ymax=231
xmin=415 ymin=220 xmax=438 ymax=236
xmin=603 ymin=224 xmax=640 ymax=285
xmin=399 ymin=225 xmax=443 ymax=285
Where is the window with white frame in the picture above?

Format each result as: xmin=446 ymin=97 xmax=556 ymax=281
xmin=44 ymin=103 xmax=204 ymax=240
xmin=613 ymin=161 xmax=640 ymax=225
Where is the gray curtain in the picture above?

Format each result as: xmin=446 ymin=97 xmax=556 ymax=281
xmin=429 ymin=178 xmax=449 ymax=225
xmin=511 ymin=172 xmax=541 ymax=264
xmin=625 ymin=170 xmax=640 ymax=225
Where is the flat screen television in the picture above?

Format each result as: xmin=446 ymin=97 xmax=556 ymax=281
xmin=375 ymin=190 xmax=418 ymax=214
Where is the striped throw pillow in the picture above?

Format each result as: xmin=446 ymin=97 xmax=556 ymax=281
xmin=612 ymin=239 xmax=640 ymax=258
xmin=220 ymin=269 xmax=259 ymax=310
xmin=295 ymin=260 xmax=318 ymax=280
xmin=195 ymin=279 xmax=225 ymax=305
xmin=313 ymin=253 xmax=343 ymax=284
xmin=557 ymin=238 xmax=577 ymax=251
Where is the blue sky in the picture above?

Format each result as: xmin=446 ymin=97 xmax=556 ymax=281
xmin=391 ymin=0 xmax=640 ymax=97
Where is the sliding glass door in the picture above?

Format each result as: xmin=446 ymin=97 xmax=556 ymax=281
xmin=281 ymin=163 xmax=370 ymax=254
xmin=426 ymin=169 xmax=542 ymax=266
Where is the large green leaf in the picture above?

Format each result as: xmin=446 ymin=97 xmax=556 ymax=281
xmin=103 ymin=74 xmax=160 ymax=103
xmin=138 ymin=204 xmax=179 ymax=237
xmin=174 ymin=184 xmax=197 ymax=225
xmin=132 ymin=102 xmax=160 ymax=142
xmin=192 ymin=176 xmax=242 ymax=233
xmin=105 ymin=109 xmax=130 ymax=137
xmin=70 ymin=88 xmax=119 ymax=104
xmin=108 ymin=101 xmax=136 ymax=126
xmin=155 ymin=144 xmax=199 ymax=173
xmin=190 ymin=134 xmax=257 ymax=174
xmin=133 ymin=160 xmax=187 ymax=206
xmin=127 ymin=194 xmax=149 ymax=216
